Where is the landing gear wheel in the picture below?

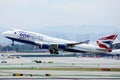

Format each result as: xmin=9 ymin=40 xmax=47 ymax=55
xmin=49 ymin=49 xmax=59 ymax=54
xmin=49 ymin=50 xmax=53 ymax=54
xmin=54 ymin=49 xmax=58 ymax=54
xmin=49 ymin=45 xmax=59 ymax=54
xmin=12 ymin=40 xmax=14 ymax=46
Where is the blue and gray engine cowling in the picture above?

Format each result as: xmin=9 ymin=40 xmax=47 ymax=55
xmin=38 ymin=44 xmax=67 ymax=49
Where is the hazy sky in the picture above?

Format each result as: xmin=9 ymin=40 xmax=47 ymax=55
xmin=0 ymin=0 xmax=120 ymax=33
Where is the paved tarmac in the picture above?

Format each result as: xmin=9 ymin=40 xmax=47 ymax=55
xmin=0 ymin=78 xmax=120 ymax=80
xmin=0 ymin=70 xmax=120 ymax=78
xmin=0 ymin=53 xmax=120 ymax=79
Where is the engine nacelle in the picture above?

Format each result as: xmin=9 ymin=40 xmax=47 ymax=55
xmin=39 ymin=44 xmax=49 ymax=49
xmin=39 ymin=44 xmax=66 ymax=49
xmin=57 ymin=44 xmax=66 ymax=49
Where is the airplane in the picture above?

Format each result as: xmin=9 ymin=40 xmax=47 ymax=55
xmin=2 ymin=29 xmax=117 ymax=54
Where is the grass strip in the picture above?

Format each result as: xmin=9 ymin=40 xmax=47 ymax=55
xmin=0 ymin=68 xmax=120 ymax=71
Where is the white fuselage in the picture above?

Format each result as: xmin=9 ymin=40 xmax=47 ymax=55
xmin=2 ymin=29 xmax=108 ymax=53
xmin=105 ymin=49 xmax=120 ymax=55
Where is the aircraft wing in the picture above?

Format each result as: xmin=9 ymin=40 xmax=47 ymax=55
xmin=34 ymin=40 xmax=90 ymax=45
xmin=66 ymin=40 xmax=90 ymax=47
xmin=34 ymin=41 xmax=48 ymax=45
xmin=34 ymin=40 xmax=90 ymax=54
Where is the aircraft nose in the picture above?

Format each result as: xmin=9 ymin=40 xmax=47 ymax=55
xmin=2 ymin=31 xmax=7 ymax=35
xmin=2 ymin=31 xmax=10 ymax=36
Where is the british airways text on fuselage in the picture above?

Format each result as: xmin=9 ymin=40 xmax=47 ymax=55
xmin=18 ymin=31 xmax=43 ymax=41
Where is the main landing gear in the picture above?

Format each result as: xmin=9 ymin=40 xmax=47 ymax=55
xmin=49 ymin=46 xmax=59 ymax=54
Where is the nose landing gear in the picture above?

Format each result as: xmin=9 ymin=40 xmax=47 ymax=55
xmin=12 ymin=40 xmax=14 ymax=46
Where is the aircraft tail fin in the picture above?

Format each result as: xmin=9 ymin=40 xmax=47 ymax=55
xmin=96 ymin=34 xmax=117 ymax=52
xmin=98 ymin=34 xmax=117 ymax=40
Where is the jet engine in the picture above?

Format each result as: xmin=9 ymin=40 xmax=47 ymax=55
xmin=38 ymin=44 xmax=67 ymax=54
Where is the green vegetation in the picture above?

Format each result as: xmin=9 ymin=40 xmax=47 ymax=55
xmin=0 ymin=67 xmax=120 ymax=71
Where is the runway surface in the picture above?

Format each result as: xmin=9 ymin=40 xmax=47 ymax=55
xmin=0 ymin=78 xmax=120 ymax=80
xmin=0 ymin=52 xmax=120 ymax=79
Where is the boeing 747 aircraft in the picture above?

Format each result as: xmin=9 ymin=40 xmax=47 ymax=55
xmin=2 ymin=29 xmax=117 ymax=54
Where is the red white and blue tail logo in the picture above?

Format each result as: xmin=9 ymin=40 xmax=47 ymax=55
xmin=98 ymin=34 xmax=117 ymax=40
xmin=96 ymin=34 xmax=117 ymax=52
